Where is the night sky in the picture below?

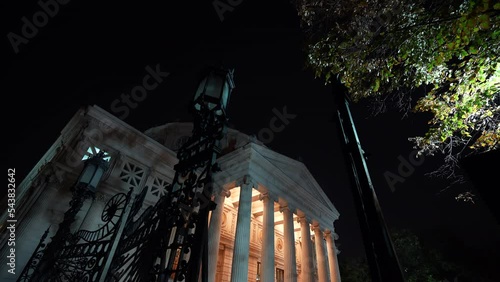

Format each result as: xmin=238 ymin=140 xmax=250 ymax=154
xmin=4 ymin=0 xmax=499 ymax=279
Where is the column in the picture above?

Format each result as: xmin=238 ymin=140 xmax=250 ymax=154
xmin=325 ymin=231 xmax=341 ymax=282
xmin=298 ymin=215 xmax=314 ymax=282
xmin=281 ymin=205 xmax=298 ymax=282
xmin=230 ymin=181 xmax=253 ymax=282
xmin=208 ymin=188 xmax=229 ymax=282
xmin=313 ymin=224 xmax=328 ymax=282
xmin=260 ymin=192 xmax=275 ymax=282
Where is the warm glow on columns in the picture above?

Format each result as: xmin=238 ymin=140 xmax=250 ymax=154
xmin=230 ymin=182 xmax=253 ymax=282
xmin=298 ymin=215 xmax=314 ymax=282
xmin=312 ymin=223 xmax=328 ymax=282
xmin=281 ymin=205 xmax=298 ymax=282
xmin=207 ymin=187 xmax=230 ymax=282
xmin=325 ymin=230 xmax=341 ymax=282
xmin=260 ymin=192 xmax=275 ymax=282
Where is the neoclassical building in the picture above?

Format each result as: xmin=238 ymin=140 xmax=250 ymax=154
xmin=0 ymin=105 xmax=341 ymax=281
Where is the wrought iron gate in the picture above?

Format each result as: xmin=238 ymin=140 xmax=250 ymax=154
xmin=18 ymin=67 xmax=234 ymax=282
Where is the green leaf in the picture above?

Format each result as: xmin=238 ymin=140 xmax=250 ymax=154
xmin=479 ymin=14 xmax=490 ymax=29
xmin=373 ymin=79 xmax=380 ymax=92
xmin=437 ymin=36 xmax=444 ymax=45
xmin=294 ymin=0 xmax=500 ymax=158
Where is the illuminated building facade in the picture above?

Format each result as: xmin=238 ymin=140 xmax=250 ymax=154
xmin=0 ymin=105 xmax=341 ymax=282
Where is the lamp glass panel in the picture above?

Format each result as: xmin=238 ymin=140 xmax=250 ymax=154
xmin=89 ymin=167 xmax=104 ymax=189
xmin=205 ymin=75 xmax=223 ymax=99
xmin=79 ymin=165 xmax=96 ymax=185
xmin=221 ymin=81 xmax=229 ymax=109
xmin=194 ymin=77 xmax=208 ymax=101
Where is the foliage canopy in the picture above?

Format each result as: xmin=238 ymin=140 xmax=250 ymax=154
xmin=293 ymin=0 xmax=499 ymax=181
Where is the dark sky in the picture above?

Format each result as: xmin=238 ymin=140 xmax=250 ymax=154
xmin=4 ymin=0 xmax=499 ymax=279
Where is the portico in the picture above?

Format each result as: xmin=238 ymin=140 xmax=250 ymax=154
xmin=205 ymin=140 xmax=341 ymax=282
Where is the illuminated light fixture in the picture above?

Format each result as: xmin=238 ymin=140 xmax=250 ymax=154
xmin=77 ymin=150 xmax=110 ymax=193
xmin=193 ymin=67 xmax=235 ymax=116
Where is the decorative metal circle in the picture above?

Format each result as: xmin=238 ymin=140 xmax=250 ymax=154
xmin=102 ymin=193 xmax=126 ymax=222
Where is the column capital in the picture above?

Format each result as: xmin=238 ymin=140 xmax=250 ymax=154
xmin=311 ymin=222 xmax=322 ymax=232
xmin=279 ymin=205 xmax=290 ymax=213
xmin=221 ymin=187 xmax=231 ymax=198
xmin=323 ymin=230 xmax=333 ymax=240
xmin=323 ymin=230 xmax=339 ymax=240
xmin=259 ymin=191 xmax=276 ymax=202
xmin=241 ymin=174 xmax=253 ymax=185
xmin=297 ymin=214 xmax=309 ymax=224
xmin=295 ymin=209 xmax=306 ymax=218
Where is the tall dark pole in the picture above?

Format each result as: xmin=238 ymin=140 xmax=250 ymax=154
xmin=166 ymin=67 xmax=234 ymax=282
xmin=333 ymin=90 xmax=405 ymax=282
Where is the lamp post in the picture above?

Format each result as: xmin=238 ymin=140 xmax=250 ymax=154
xmin=32 ymin=151 xmax=110 ymax=281
xmin=164 ymin=67 xmax=234 ymax=282
xmin=333 ymin=90 xmax=405 ymax=282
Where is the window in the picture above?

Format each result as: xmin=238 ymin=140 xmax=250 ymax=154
xmin=276 ymin=268 xmax=284 ymax=282
xmin=119 ymin=162 xmax=145 ymax=187
xmin=149 ymin=176 xmax=169 ymax=197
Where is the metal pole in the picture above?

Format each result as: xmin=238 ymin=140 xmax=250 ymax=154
xmin=333 ymin=90 xmax=405 ymax=282
xmin=185 ymin=120 xmax=223 ymax=282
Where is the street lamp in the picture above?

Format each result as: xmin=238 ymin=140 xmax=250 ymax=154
xmin=31 ymin=151 xmax=110 ymax=281
xmin=77 ymin=151 xmax=110 ymax=193
xmin=171 ymin=66 xmax=235 ymax=282
xmin=193 ymin=68 xmax=234 ymax=115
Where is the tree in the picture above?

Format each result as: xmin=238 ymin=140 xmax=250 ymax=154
xmin=390 ymin=229 xmax=457 ymax=282
xmin=291 ymin=0 xmax=499 ymax=188
xmin=338 ymin=229 xmax=498 ymax=281
xmin=338 ymin=257 xmax=371 ymax=282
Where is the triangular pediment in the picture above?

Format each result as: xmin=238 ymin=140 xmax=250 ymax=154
xmin=250 ymin=144 xmax=338 ymax=214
